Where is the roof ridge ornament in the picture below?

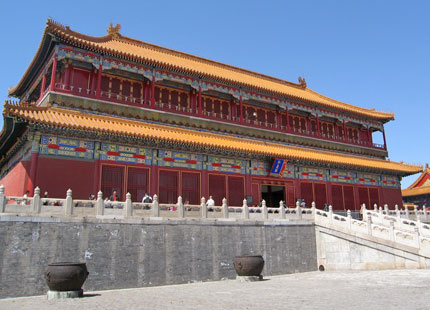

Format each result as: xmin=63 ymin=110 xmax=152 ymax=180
xmin=298 ymin=76 xmax=307 ymax=89
xmin=107 ymin=23 xmax=121 ymax=38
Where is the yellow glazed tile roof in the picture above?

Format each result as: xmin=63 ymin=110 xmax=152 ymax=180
xmin=10 ymin=20 xmax=394 ymax=122
xmin=3 ymin=103 xmax=420 ymax=175
xmin=402 ymin=186 xmax=430 ymax=197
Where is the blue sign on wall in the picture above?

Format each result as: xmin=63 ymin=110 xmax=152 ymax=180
xmin=270 ymin=159 xmax=286 ymax=177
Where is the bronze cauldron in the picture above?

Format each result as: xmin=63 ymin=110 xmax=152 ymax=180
xmin=233 ymin=255 xmax=265 ymax=276
xmin=45 ymin=262 xmax=89 ymax=291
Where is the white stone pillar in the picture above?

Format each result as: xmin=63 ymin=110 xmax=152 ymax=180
xmin=201 ymin=197 xmax=207 ymax=218
xmin=347 ymin=209 xmax=352 ymax=230
xmin=389 ymin=220 xmax=395 ymax=241
xmin=414 ymin=205 xmax=418 ymax=220
xmin=177 ymin=196 xmax=184 ymax=218
xmin=279 ymin=200 xmax=286 ymax=219
xmin=0 ymin=185 xmax=5 ymax=213
xmin=32 ymin=187 xmax=41 ymax=214
xmin=367 ymin=214 xmax=373 ymax=236
xmin=222 ymin=198 xmax=228 ymax=218
xmin=395 ymin=204 xmax=400 ymax=219
xmin=152 ymin=194 xmax=160 ymax=217
xmin=405 ymin=206 xmax=410 ymax=219
xmin=65 ymin=188 xmax=73 ymax=216
xmin=96 ymin=190 xmax=104 ymax=216
xmin=125 ymin=192 xmax=132 ymax=217
xmin=378 ymin=206 xmax=383 ymax=214
xmin=243 ymin=198 xmax=249 ymax=219
xmin=373 ymin=204 xmax=378 ymax=212
xmin=328 ymin=205 xmax=333 ymax=224
xmin=384 ymin=204 xmax=388 ymax=214
xmin=262 ymin=199 xmax=268 ymax=220
xmin=296 ymin=200 xmax=302 ymax=220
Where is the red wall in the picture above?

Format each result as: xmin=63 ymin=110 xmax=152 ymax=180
xmin=0 ymin=161 xmax=31 ymax=196
xmin=35 ymin=157 xmax=95 ymax=199
xmin=380 ymin=187 xmax=403 ymax=208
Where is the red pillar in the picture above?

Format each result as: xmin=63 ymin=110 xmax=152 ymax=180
xmin=50 ymin=56 xmax=58 ymax=91
xmin=294 ymin=179 xmax=301 ymax=200
xmin=316 ymin=114 xmax=321 ymax=138
xmin=326 ymin=182 xmax=333 ymax=206
xmin=93 ymin=159 xmax=100 ymax=194
xmin=151 ymin=76 xmax=155 ymax=108
xmin=369 ymin=128 xmax=373 ymax=145
xmin=150 ymin=165 xmax=158 ymax=196
xmin=306 ymin=117 xmax=311 ymax=135
xmin=27 ymin=153 xmax=39 ymax=196
xmin=96 ymin=63 xmax=102 ymax=99
xmin=245 ymin=173 xmax=252 ymax=199
xmin=239 ymin=95 xmax=243 ymax=124
xmin=231 ymin=99 xmax=236 ymax=120
xmin=343 ymin=120 xmax=348 ymax=143
xmin=201 ymin=170 xmax=208 ymax=199
xmin=198 ymin=86 xmax=202 ymax=117
xmin=39 ymin=73 xmax=47 ymax=100
xmin=382 ymin=128 xmax=387 ymax=150
xmin=334 ymin=122 xmax=339 ymax=139
xmin=286 ymin=109 xmax=290 ymax=132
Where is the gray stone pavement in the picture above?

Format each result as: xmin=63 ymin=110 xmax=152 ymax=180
xmin=2 ymin=269 xmax=430 ymax=310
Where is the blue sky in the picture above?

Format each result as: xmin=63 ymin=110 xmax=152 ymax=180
xmin=1 ymin=0 xmax=428 ymax=188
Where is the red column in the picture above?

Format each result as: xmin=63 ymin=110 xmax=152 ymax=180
xmin=150 ymin=76 xmax=155 ymax=108
xmin=382 ymin=128 xmax=387 ymax=150
xmin=245 ymin=174 xmax=252 ymax=199
xmin=50 ymin=56 xmax=58 ymax=91
xmin=198 ymin=86 xmax=203 ymax=117
xmin=63 ymin=65 xmax=70 ymax=88
xmin=334 ymin=122 xmax=339 ymax=139
xmin=369 ymin=128 xmax=373 ymax=145
xmin=231 ymin=99 xmax=236 ymax=121
xmin=90 ymin=70 xmax=96 ymax=96
xmin=343 ymin=120 xmax=348 ymax=143
xmin=27 ymin=153 xmax=39 ymax=196
xmin=201 ymin=170 xmax=208 ymax=199
xmin=39 ymin=73 xmax=47 ymax=100
xmin=276 ymin=111 xmax=281 ymax=130
xmin=306 ymin=117 xmax=311 ymax=135
xmin=150 ymin=165 xmax=159 ymax=196
xmin=327 ymin=182 xmax=333 ymax=206
xmin=294 ymin=179 xmax=301 ymax=200
xmin=96 ymin=63 xmax=102 ymax=99
xmin=316 ymin=114 xmax=321 ymax=138
xmin=93 ymin=159 xmax=100 ymax=194
xmin=286 ymin=109 xmax=290 ymax=132
xmin=239 ymin=95 xmax=243 ymax=124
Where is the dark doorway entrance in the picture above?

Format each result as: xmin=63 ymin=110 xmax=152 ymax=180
xmin=261 ymin=185 xmax=285 ymax=207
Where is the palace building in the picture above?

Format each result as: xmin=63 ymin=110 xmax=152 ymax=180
xmin=0 ymin=20 xmax=421 ymax=210
xmin=402 ymin=165 xmax=430 ymax=207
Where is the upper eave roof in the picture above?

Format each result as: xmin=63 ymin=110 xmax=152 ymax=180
xmin=1 ymin=102 xmax=420 ymax=176
xmin=10 ymin=19 xmax=394 ymax=122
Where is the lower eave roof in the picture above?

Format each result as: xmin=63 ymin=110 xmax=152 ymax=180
xmin=2 ymin=102 xmax=421 ymax=176
xmin=402 ymin=187 xmax=430 ymax=197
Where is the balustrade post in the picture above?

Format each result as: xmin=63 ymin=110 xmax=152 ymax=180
xmin=96 ymin=190 xmax=104 ymax=216
xmin=243 ymin=199 xmax=249 ymax=219
xmin=328 ymin=205 xmax=333 ymax=221
xmin=414 ymin=205 xmax=418 ymax=220
xmin=262 ymin=199 xmax=268 ymax=220
xmin=0 ymin=185 xmax=5 ymax=213
xmin=32 ymin=187 xmax=41 ymax=214
xmin=395 ymin=204 xmax=400 ymax=220
xmin=415 ymin=227 xmax=420 ymax=248
xmin=65 ymin=188 xmax=73 ymax=216
xmin=389 ymin=220 xmax=395 ymax=241
xmin=296 ymin=200 xmax=302 ymax=220
xmin=373 ymin=204 xmax=378 ymax=212
xmin=367 ymin=214 xmax=373 ymax=236
xmin=152 ymin=194 xmax=160 ymax=217
xmin=384 ymin=204 xmax=388 ymax=214
xmin=222 ymin=198 xmax=229 ymax=218
xmin=424 ymin=205 xmax=429 ymax=222
xmin=347 ymin=209 xmax=352 ymax=230
xmin=378 ymin=206 xmax=383 ymax=214
xmin=405 ymin=206 xmax=409 ymax=219
xmin=177 ymin=196 xmax=184 ymax=218
xmin=125 ymin=192 xmax=132 ymax=217
xmin=279 ymin=200 xmax=286 ymax=219
xmin=201 ymin=197 xmax=207 ymax=218
xmin=311 ymin=201 xmax=316 ymax=213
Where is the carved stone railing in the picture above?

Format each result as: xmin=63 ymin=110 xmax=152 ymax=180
xmin=0 ymin=186 xmax=313 ymax=221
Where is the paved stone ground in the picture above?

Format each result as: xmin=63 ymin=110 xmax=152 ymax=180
xmin=2 ymin=269 xmax=430 ymax=309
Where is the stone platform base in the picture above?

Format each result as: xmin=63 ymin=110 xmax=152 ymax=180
xmin=47 ymin=289 xmax=83 ymax=300
xmin=236 ymin=275 xmax=263 ymax=282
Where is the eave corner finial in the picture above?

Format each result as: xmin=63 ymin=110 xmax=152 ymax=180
xmin=107 ymin=22 xmax=121 ymax=38
xmin=298 ymin=76 xmax=307 ymax=89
